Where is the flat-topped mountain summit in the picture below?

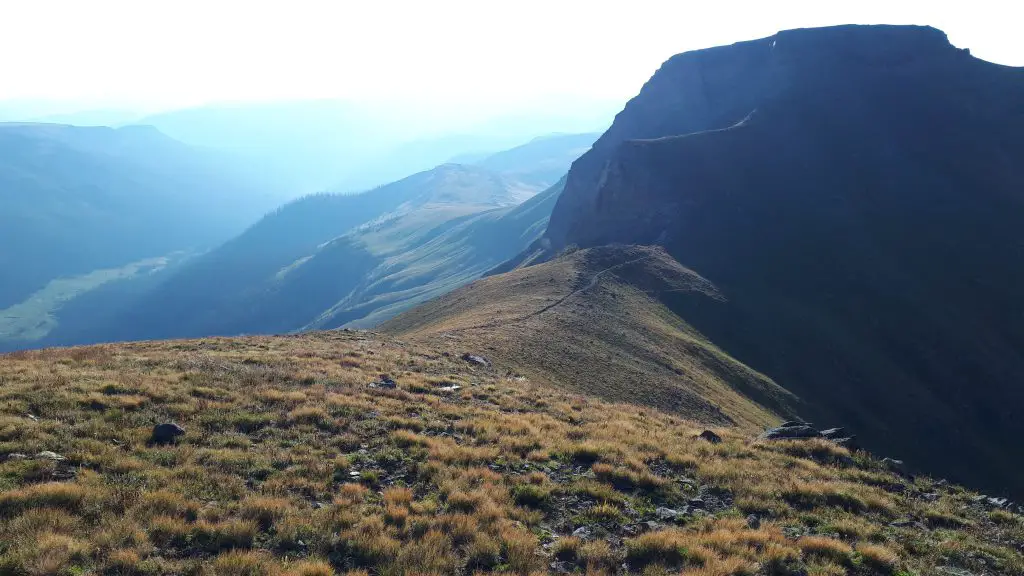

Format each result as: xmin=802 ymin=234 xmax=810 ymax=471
xmin=510 ymin=24 xmax=1024 ymax=496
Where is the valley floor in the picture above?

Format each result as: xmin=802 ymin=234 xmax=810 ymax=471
xmin=0 ymin=332 xmax=1020 ymax=575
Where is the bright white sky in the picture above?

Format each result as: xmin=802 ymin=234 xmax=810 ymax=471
xmin=1 ymin=0 xmax=1020 ymax=112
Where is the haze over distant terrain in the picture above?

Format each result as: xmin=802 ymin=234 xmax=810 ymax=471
xmin=2 ymin=1 xmax=1020 ymax=114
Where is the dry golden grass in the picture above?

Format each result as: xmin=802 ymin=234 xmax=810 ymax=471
xmin=381 ymin=245 xmax=799 ymax=430
xmin=0 ymin=331 xmax=1019 ymax=575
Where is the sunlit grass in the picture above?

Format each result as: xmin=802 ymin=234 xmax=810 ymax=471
xmin=0 ymin=332 xmax=1019 ymax=574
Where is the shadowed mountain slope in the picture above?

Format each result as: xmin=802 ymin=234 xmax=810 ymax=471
xmin=385 ymin=245 xmax=800 ymax=429
xmin=510 ymin=25 xmax=1024 ymax=496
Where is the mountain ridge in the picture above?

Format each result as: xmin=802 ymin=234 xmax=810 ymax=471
xmin=507 ymin=24 xmax=1024 ymax=496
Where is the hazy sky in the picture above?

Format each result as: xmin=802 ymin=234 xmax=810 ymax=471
xmin=1 ymin=0 xmax=1020 ymax=112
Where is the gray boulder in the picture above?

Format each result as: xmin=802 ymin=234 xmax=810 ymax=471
xmin=760 ymin=425 xmax=820 ymax=440
xmin=151 ymin=422 xmax=185 ymax=444
xmin=698 ymin=430 xmax=722 ymax=444
xmin=819 ymin=427 xmax=846 ymax=438
xmin=462 ymin=353 xmax=490 ymax=367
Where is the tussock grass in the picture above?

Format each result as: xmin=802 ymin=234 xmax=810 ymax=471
xmin=0 ymin=332 xmax=1018 ymax=574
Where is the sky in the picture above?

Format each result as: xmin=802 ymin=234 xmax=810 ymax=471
xmin=1 ymin=0 xmax=1020 ymax=114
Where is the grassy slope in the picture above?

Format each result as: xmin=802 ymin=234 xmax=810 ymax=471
xmin=383 ymin=246 xmax=800 ymax=430
xmin=306 ymin=179 xmax=566 ymax=331
xmin=0 ymin=333 xmax=1020 ymax=575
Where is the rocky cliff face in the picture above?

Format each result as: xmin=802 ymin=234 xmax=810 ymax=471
xmin=535 ymin=25 xmax=1024 ymax=496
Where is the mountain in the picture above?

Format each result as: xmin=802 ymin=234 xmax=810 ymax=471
xmin=384 ymin=245 xmax=799 ymax=428
xmin=0 ymin=123 xmax=279 ymax=349
xmin=30 ymin=109 xmax=143 ymax=126
xmin=506 ymin=25 xmax=1024 ymax=496
xmin=138 ymin=101 xmax=614 ymax=195
xmin=1 ymin=332 xmax=1021 ymax=575
xmin=47 ymin=132 xmax=594 ymax=347
xmin=475 ymin=133 xmax=600 ymax=188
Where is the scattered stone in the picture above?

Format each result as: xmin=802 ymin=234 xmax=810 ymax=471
xmin=891 ymin=519 xmax=927 ymax=530
xmin=831 ymin=436 xmax=860 ymax=450
xmin=311 ymin=501 xmax=325 ymax=509
xmin=437 ymin=384 xmax=462 ymax=393
xmin=25 ymin=414 xmax=39 ymax=422
xmin=698 ymin=430 xmax=722 ymax=444
xmin=644 ymin=520 xmax=662 ymax=531
xmin=760 ymin=425 xmax=820 ymax=440
xmin=348 ymin=470 xmax=361 ymax=478
xmin=921 ymin=492 xmax=940 ymax=502
xmin=3 ymin=453 xmax=28 ymax=461
xmin=688 ymin=497 xmax=705 ymax=509
xmin=819 ymin=427 xmax=846 ymax=438
xmin=461 ymin=353 xmax=490 ymax=367
xmin=881 ymin=458 xmax=906 ymax=473
xmin=550 ymin=561 xmax=572 ymax=574
xmin=572 ymin=526 xmax=592 ymax=539
xmin=987 ymin=497 xmax=1010 ymax=509
xmin=36 ymin=451 xmax=66 ymax=461
xmin=746 ymin=514 xmax=761 ymax=529
xmin=151 ymin=422 xmax=185 ymax=444
xmin=655 ymin=507 xmax=679 ymax=520
xmin=368 ymin=375 xmax=397 ymax=389
xmin=778 ymin=420 xmax=811 ymax=428
xmin=937 ymin=567 xmax=978 ymax=576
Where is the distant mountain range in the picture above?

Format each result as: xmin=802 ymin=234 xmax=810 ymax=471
xmin=24 ymin=133 xmax=596 ymax=348
xmin=134 ymin=100 xmax=616 ymax=195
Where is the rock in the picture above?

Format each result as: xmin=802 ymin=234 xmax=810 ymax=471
xmin=921 ymin=492 xmax=940 ymax=502
xmin=891 ymin=519 xmax=927 ymax=530
xmin=151 ymin=422 xmax=185 ymax=444
xmin=937 ymin=567 xmax=978 ymax=576
xmin=369 ymin=375 xmax=397 ymax=389
xmin=461 ymin=353 xmax=490 ymax=367
xmin=688 ymin=497 xmax=705 ymax=509
xmin=36 ymin=451 xmax=66 ymax=461
xmin=25 ymin=414 xmax=39 ymax=422
xmin=572 ymin=526 xmax=592 ymax=539
xmin=881 ymin=458 xmax=906 ymax=473
xmin=437 ymin=384 xmax=462 ymax=393
xmin=778 ymin=420 xmax=811 ymax=428
xmin=831 ymin=436 xmax=860 ymax=450
xmin=819 ymin=427 xmax=846 ymax=438
xmin=987 ymin=497 xmax=1010 ymax=508
xmin=698 ymin=430 xmax=722 ymax=444
xmin=655 ymin=507 xmax=679 ymax=520
xmin=746 ymin=514 xmax=761 ymax=529
xmin=550 ymin=561 xmax=572 ymax=574
xmin=3 ymin=453 xmax=28 ymax=461
xmin=760 ymin=425 xmax=820 ymax=440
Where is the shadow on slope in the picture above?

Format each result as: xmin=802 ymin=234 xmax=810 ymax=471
xmin=384 ymin=245 xmax=800 ymax=428
xmin=514 ymin=24 xmax=1024 ymax=496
